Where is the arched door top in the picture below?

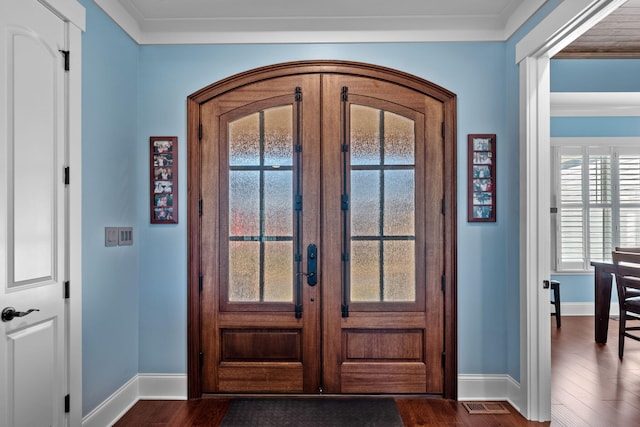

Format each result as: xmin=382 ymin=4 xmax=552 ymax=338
xmin=189 ymin=60 xmax=456 ymax=106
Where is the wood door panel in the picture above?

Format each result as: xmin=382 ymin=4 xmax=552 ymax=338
xmin=221 ymin=329 xmax=301 ymax=362
xmin=344 ymin=330 xmax=423 ymax=361
xmin=321 ymin=73 xmax=445 ymax=394
xmin=341 ymin=363 xmax=427 ymax=393
xmin=218 ymin=363 xmax=303 ymax=392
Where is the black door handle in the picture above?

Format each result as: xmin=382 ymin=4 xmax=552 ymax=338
xmin=307 ymin=244 xmax=317 ymax=286
xmin=1 ymin=307 xmax=40 ymax=322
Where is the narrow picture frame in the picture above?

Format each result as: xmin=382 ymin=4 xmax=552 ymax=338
xmin=468 ymin=134 xmax=496 ymax=222
xmin=150 ymin=136 xmax=178 ymax=224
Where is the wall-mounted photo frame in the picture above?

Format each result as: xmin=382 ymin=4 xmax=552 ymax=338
xmin=468 ymin=134 xmax=496 ymax=222
xmin=150 ymin=136 xmax=178 ymax=224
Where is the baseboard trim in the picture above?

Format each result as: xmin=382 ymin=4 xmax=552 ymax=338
xmin=556 ymin=302 xmax=619 ymax=317
xmin=82 ymin=374 xmax=187 ymax=427
xmin=458 ymin=374 xmax=522 ymax=413
xmin=86 ymin=373 xmax=526 ymax=425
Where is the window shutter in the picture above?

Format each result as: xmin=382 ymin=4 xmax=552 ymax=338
xmin=558 ymin=151 xmax=585 ymax=269
xmin=618 ymin=153 xmax=640 ymax=248
xmin=588 ymin=153 xmax=612 ymax=263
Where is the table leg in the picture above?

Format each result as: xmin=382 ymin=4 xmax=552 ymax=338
xmin=594 ymin=269 xmax=613 ymax=344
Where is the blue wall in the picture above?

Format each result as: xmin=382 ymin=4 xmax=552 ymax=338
xmin=79 ymin=0 xmax=571 ymax=416
xmin=550 ymin=59 xmax=640 ymax=305
xmin=136 ymin=42 xmax=512 ymax=375
xmin=81 ymin=0 xmax=140 ymax=416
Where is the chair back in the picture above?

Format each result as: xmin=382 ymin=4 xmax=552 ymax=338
xmin=612 ymin=249 xmax=640 ymax=300
xmin=612 ymin=248 xmax=640 ymax=266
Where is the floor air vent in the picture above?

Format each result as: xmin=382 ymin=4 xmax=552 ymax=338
xmin=461 ymin=402 xmax=510 ymax=414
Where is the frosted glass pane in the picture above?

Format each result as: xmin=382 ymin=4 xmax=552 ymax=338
xmin=351 ymin=105 xmax=380 ymax=165
xmin=351 ymin=170 xmax=380 ymax=235
xmin=264 ymin=171 xmax=292 ymax=236
xmin=229 ymin=242 xmax=260 ymax=301
xmin=351 ymin=241 xmax=380 ymax=301
xmin=384 ymin=111 xmax=414 ymax=165
xmin=264 ymin=106 xmax=293 ymax=166
xmin=384 ymin=170 xmax=415 ymax=236
xmin=383 ymin=241 xmax=415 ymax=301
xmin=264 ymin=242 xmax=293 ymax=302
xmin=229 ymin=113 xmax=260 ymax=166
xmin=229 ymin=171 xmax=260 ymax=236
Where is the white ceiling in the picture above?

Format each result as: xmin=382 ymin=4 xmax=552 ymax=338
xmin=93 ymin=0 xmax=548 ymax=45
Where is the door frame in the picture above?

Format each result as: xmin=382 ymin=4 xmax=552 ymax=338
xmin=515 ymin=0 xmax=625 ymax=421
xmin=187 ymin=60 xmax=458 ymax=399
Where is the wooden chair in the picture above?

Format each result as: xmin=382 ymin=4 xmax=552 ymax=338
xmin=612 ymin=249 xmax=640 ymax=358
xmin=550 ymin=280 xmax=561 ymax=328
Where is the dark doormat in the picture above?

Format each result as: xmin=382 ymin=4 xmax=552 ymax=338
xmin=220 ymin=397 xmax=404 ymax=427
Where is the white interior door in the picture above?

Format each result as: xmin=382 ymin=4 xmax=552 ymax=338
xmin=0 ymin=0 xmax=69 ymax=426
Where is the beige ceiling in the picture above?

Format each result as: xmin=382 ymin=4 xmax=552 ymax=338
xmin=556 ymin=0 xmax=640 ymax=58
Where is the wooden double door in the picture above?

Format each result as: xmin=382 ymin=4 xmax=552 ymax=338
xmin=188 ymin=62 xmax=457 ymax=398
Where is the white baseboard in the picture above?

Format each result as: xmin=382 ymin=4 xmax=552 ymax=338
xmin=553 ymin=302 xmax=619 ymax=317
xmin=82 ymin=374 xmax=187 ymax=427
xmin=84 ymin=373 xmax=529 ymax=425
xmin=458 ymin=374 xmax=522 ymax=413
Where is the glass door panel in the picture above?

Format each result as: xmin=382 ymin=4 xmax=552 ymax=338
xmin=227 ymin=105 xmax=294 ymax=303
xmin=349 ymin=105 xmax=416 ymax=304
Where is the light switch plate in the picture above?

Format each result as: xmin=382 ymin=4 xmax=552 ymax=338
xmin=118 ymin=227 xmax=133 ymax=246
xmin=105 ymin=227 xmax=118 ymax=247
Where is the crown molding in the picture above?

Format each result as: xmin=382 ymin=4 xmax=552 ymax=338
xmin=93 ymin=0 xmax=545 ymax=45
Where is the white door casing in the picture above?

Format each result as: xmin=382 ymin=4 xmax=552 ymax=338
xmin=0 ymin=0 xmax=84 ymax=425
xmin=515 ymin=0 xmax=626 ymax=421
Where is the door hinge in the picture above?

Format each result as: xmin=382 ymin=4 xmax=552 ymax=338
xmin=198 ymin=275 xmax=203 ymax=293
xmin=341 ymin=304 xmax=349 ymax=318
xmin=341 ymin=194 xmax=349 ymax=211
xmin=64 ymin=281 xmax=70 ymax=299
xmin=199 ymin=352 xmax=204 ymax=368
xmin=441 ymin=351 xmax=446 ymax=369
xmin=198 ymin=123 xmax=203 ymax=140
xmin=64 ymin=166 xmax=70 ymax=185
xmin=59 ymin=50 xmax=70 ymax=71
xmin=295 ymin=195 xmax=302 ymax=211
xmin=441 ymin=198 xmax=446 ymax=215
xmin=64 ymin=394 xmax=70 ymax=413
xmin=198 ymin=199 xmax=203 ymax=217
xmin=441 ymin=275 xmax=446 ymax=293
xmin=441 ymin=122 xmax=445 ymax=138
xmin=295 ymin=86 xmax=302 ymax=102
xmin=341 ymin=86 xmax=349 ymax=102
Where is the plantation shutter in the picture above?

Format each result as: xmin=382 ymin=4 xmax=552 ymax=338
xmin=618 ymin=150 xmax=640 ymax=249
xmin=554 ymin=144 xmax=640 ymax=271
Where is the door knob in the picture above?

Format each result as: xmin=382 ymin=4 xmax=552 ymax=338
xmin=1 ymin=307 xmax=40 ymax=322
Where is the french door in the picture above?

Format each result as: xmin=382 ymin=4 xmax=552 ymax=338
xmin=188 ymin=62 xmax=457 ymax=398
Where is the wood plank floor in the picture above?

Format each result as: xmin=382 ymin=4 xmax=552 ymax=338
xmin=551 ymin=315 xmax=640 ymax=427
xmin=114 ymin=316 xmax=640 ymax=426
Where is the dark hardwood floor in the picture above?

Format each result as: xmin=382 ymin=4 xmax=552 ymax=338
xmin=551 ymin=315 xmax=640 ymax=427
xmin=114 ymin=316 xmax=640 ymax=426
